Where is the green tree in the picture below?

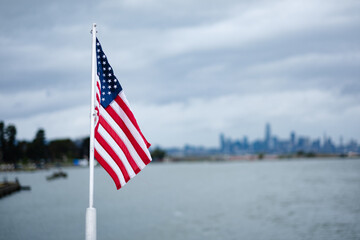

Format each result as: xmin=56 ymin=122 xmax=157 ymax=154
xmin=0 ymin=121 xmax=4 ymax=163
xmin=28 ymin=129 xmax=48 ymax=162
xmin=48 ymin=139 xmax=78 ymax=162
xmin=151 ymin=147 xmax=166 ymax=162
xmin=17 ymin=140 xmax=30 ymax=163
xmin=3 ymin=124 xmax=17 ymax=163
xmin=79 ymin=137 xmax=90 ymax=159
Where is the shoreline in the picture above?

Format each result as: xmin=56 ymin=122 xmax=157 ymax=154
xmin=1 ymin=155 xmax=359 ymax=172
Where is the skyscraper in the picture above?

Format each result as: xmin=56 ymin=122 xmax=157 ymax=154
xmin=265 ymin=123 xmax=271 ymax=151
xmin=220 ymin=133 xmax=225 ymax=152
xmin=290 ymin=131 xmax=296 ymax=146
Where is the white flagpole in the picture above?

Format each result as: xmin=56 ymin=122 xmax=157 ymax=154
xmin=86 ymin=22 xmax=97 ymax=240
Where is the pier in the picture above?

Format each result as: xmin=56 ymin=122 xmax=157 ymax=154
xmin=0 ymin=178 xmax=30 ymax=198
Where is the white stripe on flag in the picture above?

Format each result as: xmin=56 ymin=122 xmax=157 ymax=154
xmin=97 ymin=124 xmax=136 ymax=178
xmin=110 ymin=99 xmax=151 ymax=159
xmin=119 ymin=91 xmax=131 ymax=108
xmin=94 ymin=139 xmax=126 ymax=187
xmin=100 ymin=106 xmax=146 ymax=169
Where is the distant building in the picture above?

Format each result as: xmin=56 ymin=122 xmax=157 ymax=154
xmin=220 ymin=133 xmax=225 ymax=153
xmin=265 ymin=123 xmax=271 ymax=151
xmin=290 ymin=131 xmax=296 ymax=150
xmin=167 ymin=124 xmax=360 ymax=157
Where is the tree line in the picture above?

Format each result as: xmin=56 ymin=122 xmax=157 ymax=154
xmin=0 ymin=121 xmax=90 ymax=165
xmin=0 ymin=121 xmax=166 ymax=166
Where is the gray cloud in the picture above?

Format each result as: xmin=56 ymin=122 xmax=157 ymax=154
xmin=0 ymin=0 xmax=359 ymax=146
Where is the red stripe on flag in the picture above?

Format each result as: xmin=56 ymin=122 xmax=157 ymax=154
xmin=106 ymin=105 xmax=151 ymax=165
xmin=95 ymin=150 xmax=122 ymax=190
xmin=115 ymin=95 xmax=151 ymax=148
xmin=96 ymin=82 xmax=101 ymax=104
xmin=95 ymin=130 xmax=131 ymax=183
xmin=99 ymin=116 xmax=140 ymax=174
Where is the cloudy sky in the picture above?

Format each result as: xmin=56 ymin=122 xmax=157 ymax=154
xmin=0 ymin=0 xmax=359 ymax=147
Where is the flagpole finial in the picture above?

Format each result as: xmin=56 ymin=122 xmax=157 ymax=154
xmin=90 ymin=23 xmax=97 ymax=34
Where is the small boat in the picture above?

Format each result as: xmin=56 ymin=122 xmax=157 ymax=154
xmin=46 ymin=171 xmax=68 ymax=181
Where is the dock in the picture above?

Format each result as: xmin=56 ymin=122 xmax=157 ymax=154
xmin=0 ymin=178 xmax=31 ymax=198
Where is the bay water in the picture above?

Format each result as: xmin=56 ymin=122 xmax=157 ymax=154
xmin=1 ymin=158 xmax=359 ymax=240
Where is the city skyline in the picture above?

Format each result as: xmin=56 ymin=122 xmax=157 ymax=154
xmin=164 ymin=122 xmax=359 ymax=156
xmin=218 ymin=123 xmax=359 ymax=155
xmin=220 ymin=122 xmax=354 ymax=147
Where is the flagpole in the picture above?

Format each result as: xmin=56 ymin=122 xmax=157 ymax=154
xmin=86 ymin=22 xmax=97 ymax=240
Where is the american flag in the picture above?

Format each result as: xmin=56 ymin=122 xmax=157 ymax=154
xmin=94 ymin=38 xmax=151 ymax=189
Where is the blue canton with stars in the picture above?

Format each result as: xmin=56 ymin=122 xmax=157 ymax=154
xmin=96 ymin=38 xmax=123 ymax=108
